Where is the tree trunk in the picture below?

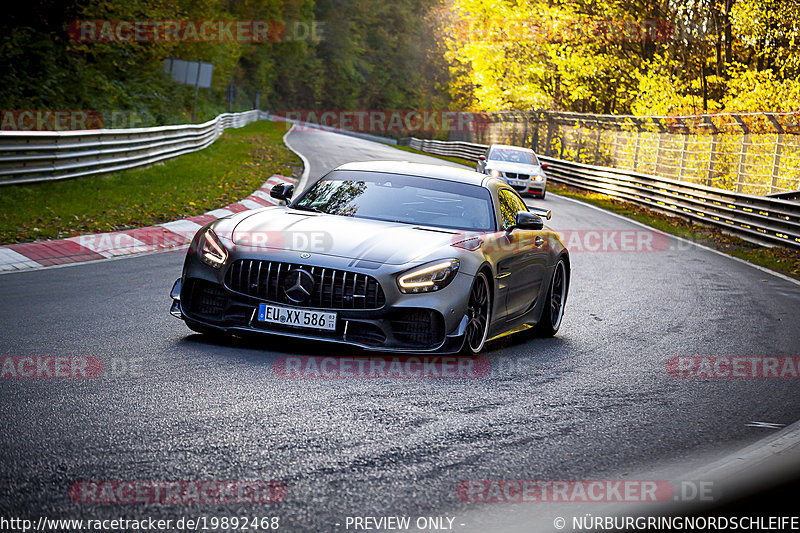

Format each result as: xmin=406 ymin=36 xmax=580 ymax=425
xmin=724 ymin=0 xmax=733 ymax=73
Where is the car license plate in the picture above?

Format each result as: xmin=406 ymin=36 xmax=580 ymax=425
xmin=509 ymin=179 xmax=528 ymax=187
xmin=258 ymin=304 xmax=337 ymax=331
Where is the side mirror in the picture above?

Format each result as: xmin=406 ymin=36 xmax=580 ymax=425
xmin=508 ymin=211 xmax=543 ymax=232
xmin=270 ymin=183 xmax=294 ymax=202
xmin=478 ymin=155 xmax=487 ymax=161
xmin=528 ymin=206 xmax=551 ymax=220
xmin=540 ymin=163 xmax=549 ymax=170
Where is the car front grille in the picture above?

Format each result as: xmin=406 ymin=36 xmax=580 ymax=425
xmin=505 ymin=172 xmax=530 ymax=180
xmin=224 ymin=259 xmax=386 ymax=310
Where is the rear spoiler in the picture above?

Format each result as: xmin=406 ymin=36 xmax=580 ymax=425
xmin=529 ymin=206 xmax=551 ymax=220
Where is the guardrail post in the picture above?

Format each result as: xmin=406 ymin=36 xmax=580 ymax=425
xmin=770 ymin=133 xmax=784 ymax=194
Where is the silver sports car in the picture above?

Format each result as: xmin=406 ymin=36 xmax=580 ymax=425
xmin=170 ymin=161 xmax=570 ymax=354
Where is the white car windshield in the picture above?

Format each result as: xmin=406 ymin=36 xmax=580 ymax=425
xmin=293 ymin=170 xmax=495 ymax=231
xmin=489 ymin=148 xmax=539 ymax=165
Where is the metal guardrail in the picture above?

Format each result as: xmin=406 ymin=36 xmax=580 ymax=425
xmin=0 ymin=110 xmax=265 ymax=185
xmin=408 ymin=137 xmax=800 ymax=250
xmin=453 ymin=110 xmax=800 ymax=196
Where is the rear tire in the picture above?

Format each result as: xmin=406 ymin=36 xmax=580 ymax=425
xmin=534 ymin=259 xmax=567 ymax=337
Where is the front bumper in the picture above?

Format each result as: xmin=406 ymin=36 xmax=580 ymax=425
xmin=510 ymin=180 xmax=546 ymax=195
xmin=170 ymin=252 xmax=473 ymax=353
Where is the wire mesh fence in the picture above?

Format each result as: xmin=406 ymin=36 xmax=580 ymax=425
xmin=457 ymin=111 xmax=800 ymax=197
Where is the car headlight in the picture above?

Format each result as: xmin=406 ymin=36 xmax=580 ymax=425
xmin=397 ymin=259 xmax=460 ymax=294
xmin=199 ymin=228 xmax=228 ymax=268
xmin=489 ymin=169 xmax=501 ymax=178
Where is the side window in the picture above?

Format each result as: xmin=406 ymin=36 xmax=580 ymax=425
xmin=498 ymin=189 xmax=524 ymax=229
xmin=508 ymin=190 xmax=528 ymax=214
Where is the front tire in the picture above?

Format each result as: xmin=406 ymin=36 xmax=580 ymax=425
xmin=462 ymin=272 xmax=491 ymax=354
xmin=534 ymin=259 xmax=567 ymax=337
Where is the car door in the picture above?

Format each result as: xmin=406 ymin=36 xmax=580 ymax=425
xmin=495 ymin=189 xmax=548 ymax=319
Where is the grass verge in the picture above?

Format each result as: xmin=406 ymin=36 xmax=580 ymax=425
xmin=0 ymin=120 xmax=300 ymax=244
xmin=399 ymin=148 xmax=800 ymax=280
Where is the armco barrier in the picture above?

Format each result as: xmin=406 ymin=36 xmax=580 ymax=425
xmin=0 ymin=110 xmax=265 ymax=185
xmin=407 ymin=137 xmax=800 ymax=250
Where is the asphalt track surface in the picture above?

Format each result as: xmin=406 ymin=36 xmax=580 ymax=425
xmin=1 ymin=125 xmax=799 ymax=531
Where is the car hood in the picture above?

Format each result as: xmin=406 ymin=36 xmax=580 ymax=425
xmin=229 ymin=208 xmax=463 ymax=265
xmin=486 ymin=161 xmax=541 ymax=174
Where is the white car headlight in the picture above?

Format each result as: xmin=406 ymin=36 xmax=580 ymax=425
xmin=199 ymin=229 xmax=229 ymax=268
xmin=489 ymin=169 xmax=501 ymax=178
xmin=397 ymin=259 xmax=460 ymax=294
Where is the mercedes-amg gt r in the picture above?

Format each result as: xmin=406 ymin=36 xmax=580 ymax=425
xmin=170 ymin=161 xmax=569 ymax=354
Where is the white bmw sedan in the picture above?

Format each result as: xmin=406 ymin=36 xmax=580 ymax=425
xmin=476 ymin=144 xmax=549 ymax=199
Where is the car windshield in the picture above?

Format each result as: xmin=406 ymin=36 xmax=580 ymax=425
xmin=292 ymin=170 xmax=494 ymax=231
xmin=489 ymin=148 xmax=539 ymax=165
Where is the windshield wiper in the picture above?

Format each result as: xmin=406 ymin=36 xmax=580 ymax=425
xmin=292 ymin=204 xmax=323 ymax=213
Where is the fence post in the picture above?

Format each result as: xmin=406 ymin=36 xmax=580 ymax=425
xmin=612 ymin=130 xmax=620 ymax=168
xmin=654 ymin=132 xmax=664 ymax=176
xmin=594 ymin=128 xmax=602 ymax=164
xmin=736 ymin=133 xmax=750 ymax=193
xmin=678 ymin=134 xmax=689 ymax=181
xmin=633 ymin=130 xmax=642 ymax=171
xmin=575 ymin=127 xmax=583 ymax=162
xmin=706 ymin=133 xmax=719 ymax=187
xmin=545 ymin=116 xmax=554 ymax=157
xmin=770 ymin=133 xmax=784 ymax=194
xmin=530 ymin=113 xmax=539 ymax=152
xmin=521 ymin=112 xmax=529 ymax=147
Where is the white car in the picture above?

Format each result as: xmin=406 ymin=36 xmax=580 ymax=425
xmin=476 ymin=144 xmax=549 ymax=199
